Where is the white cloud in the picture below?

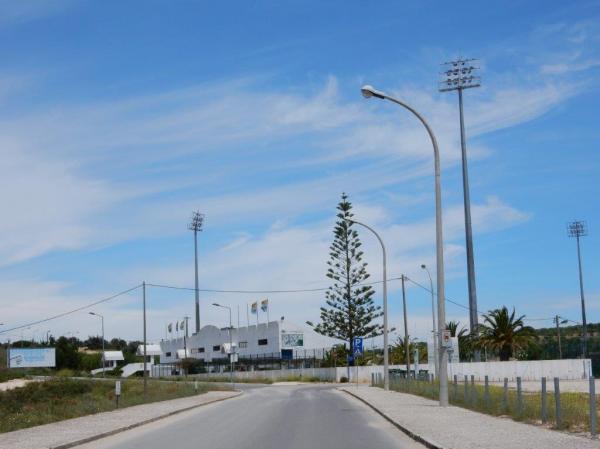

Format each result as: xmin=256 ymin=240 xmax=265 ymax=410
xmin=0 ymin=0 xmax=74 ymax=27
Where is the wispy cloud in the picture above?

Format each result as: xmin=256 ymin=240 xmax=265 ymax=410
xmin=0 ymin=0 xmax=74 ymax=27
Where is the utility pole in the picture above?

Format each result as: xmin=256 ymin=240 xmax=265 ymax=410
xmin=568 ymin=220 xmax=588 ymax=358
xmin=143 ymin=281 xmax=147 ymax=398
xmin=401 ymin=275 xmax=410 ymax=379
xmin=439 ymin=58 xmax=481 ymax=361
xmin=421 ymin=264 xmax=438 ymax=378
xmin=554 ymin=315 xmax=568 ymax=359
xmin=189 ymin=212 xmax=205 ymax=334
xmin=89 ymin=312 xmax=105 ymax=377
xmin=182 ymin=316 xmax=190 ymax=376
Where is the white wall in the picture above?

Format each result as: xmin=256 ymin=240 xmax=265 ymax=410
xmin=181 ymin=359 xmax=592 ymax=383
xmin=444 ymin=359 xmax=592 ymax=381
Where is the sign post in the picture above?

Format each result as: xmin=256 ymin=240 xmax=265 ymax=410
xmin=353 ymin=337 xmax=363 ymax=388
xmin=115 ymin=381 xmax=121 ymax=409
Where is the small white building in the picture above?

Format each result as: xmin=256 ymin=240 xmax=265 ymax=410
xmin=91 ymin=350 xmax=124 ymax=375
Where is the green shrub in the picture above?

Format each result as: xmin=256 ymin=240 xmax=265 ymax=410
xmin=340 ymin=376 xmax=349 ymax=383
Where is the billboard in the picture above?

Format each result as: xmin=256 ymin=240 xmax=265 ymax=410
xmin=9 ymin=348 xmax=56 ymax=368
xmin=281 ymin=333 xmax=304 ymax=347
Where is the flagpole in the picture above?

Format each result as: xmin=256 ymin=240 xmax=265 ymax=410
xmin=246 ymin=303 xmax=250 ymax=328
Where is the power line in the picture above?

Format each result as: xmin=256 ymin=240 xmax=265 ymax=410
xmin=403 ymin=276 xmax=556 ymax=324
xmin=146 ymin=277 xmax=406 ymax=294
xmin=0 ymin=284 xmax=142 ymax=335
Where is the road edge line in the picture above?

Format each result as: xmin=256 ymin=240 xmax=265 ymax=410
xmin=340 ymin=388 xmax=446 ymax=449
xmin=51 ymin=391 xmax=243 ymax=449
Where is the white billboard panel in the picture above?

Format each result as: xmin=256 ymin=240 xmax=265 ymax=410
xmin=9 ymin=348 xmax=56 ymax=368
xmin=281 ymin=333 xmax=304 ymax=347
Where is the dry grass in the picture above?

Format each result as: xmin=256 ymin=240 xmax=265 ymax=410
xmin=0 ymin=377 xmax=230 ymax=433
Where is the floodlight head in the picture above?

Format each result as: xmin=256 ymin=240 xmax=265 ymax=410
xmin=567 ymin=220 xmax=588 ymax=238
xmin=361 ymin=85 xmax=385 ymax=100
xmin=188 ymin=211 xmax=205 ymax=232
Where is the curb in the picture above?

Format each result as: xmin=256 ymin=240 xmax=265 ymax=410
xmin=341 ymin=388 xmax=446 ymax=449
xmin=51 ymin=391 xmax=242 ymax=449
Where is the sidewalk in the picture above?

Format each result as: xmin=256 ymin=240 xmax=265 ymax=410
xmin=0 ymin=390 xmax=240 ymax=449
xmin=340 ymin=386 xmax=600 ymax=449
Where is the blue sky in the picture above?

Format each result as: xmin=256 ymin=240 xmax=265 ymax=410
xmin=0 ymin=0 xmax=599 ymax=344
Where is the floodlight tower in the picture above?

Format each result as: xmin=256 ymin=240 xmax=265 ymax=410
xmin=189 ymin=211 xmax=205 ymax=334
xmin=568 ymin=220 xmax=588 ymax=358
xmin=439 ymin=58 xmax=481 ymax=360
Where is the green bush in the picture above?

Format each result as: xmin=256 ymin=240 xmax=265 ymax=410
xmin=340 ymin=376 xmax=349 ymax=383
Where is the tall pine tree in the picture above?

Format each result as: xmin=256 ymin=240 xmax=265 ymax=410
xmin=313 ymin=193 xmax=384 ymax=358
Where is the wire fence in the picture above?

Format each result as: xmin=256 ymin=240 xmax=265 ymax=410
xmin=373 ymin=373 xmax=598 ymax=436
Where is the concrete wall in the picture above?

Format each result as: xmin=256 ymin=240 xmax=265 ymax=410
xmin=184 ymin=359 xmax=592 ymax=383
xmin=192 ymin=367 xmax=338 ymax=382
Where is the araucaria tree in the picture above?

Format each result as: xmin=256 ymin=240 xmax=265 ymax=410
xmin=312 ymin=193 xmax=384 ymax=360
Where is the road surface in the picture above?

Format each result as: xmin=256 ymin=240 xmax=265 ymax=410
xmin=77 ymin=384 xmax=423 ymax=449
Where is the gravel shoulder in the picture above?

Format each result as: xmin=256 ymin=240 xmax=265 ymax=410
xmin=0 ymin=390 xmax=241 ymax=449
xmin=339 ymin=386 xmax=600 ymax=449
xmin=0 ymin=378 xmax=37 ymax=391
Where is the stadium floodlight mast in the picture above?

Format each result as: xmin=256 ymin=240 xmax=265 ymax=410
xmin=439 ymin=57 xmax=482 ymax=360
xmin=89 ymin=312 xmax=105 ymax=378
xmin=360 ymin=84 xmax=449 ymax=406
xmin=567 ymin=220 xmax=589 ymax=358
xmin=189 ymin=211 xmax=205 ymax=334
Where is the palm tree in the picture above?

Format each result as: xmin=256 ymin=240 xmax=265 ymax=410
xmin=446 ymin=321 xmax=468 ymax=338
xmin=479 ymin=306 xmax=536 ymax=361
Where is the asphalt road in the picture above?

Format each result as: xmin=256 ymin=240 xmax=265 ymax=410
xmin=77 ymin=384 xmax=424 ymax=449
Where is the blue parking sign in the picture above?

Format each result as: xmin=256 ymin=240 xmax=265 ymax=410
xmin=353 ymin=337 xmax=363 ymax=356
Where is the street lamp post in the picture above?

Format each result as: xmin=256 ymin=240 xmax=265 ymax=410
xmin=421 ymin=264 xmax=438 ymax=378
xmin=212 ymin=303 xmax=234 ymax=384
xmin=345 ymin=218 xmax=389 ymax=391
xmin=89 ymin=312 xmax=105 ymax=378
xmin=361 ymin=85 xmax=448 ymax=406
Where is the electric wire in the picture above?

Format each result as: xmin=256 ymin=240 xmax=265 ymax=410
xmin=0 ymin=284 xmax=143 ymax=335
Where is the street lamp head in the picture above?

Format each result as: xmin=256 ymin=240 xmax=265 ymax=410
xmin=361 ymin=85 xmax=385 ymax=100
xmin=89 ymin=312 xmax=95 ymax=316
xmin=212 ymin=303 xmax=220 ymax=307
xmin=420 ymin=264 xmax=426 ymax=269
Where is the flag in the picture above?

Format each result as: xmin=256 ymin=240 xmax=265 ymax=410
xmin=261 ymin=299 xmax=269 ymax=312
xmin=251 ymin=302 xmax=258 ymax=314
xmin=168 ymin=323 xmax=172 ymax=333
xmin=180 ymin=320 xmax=185 ymax=331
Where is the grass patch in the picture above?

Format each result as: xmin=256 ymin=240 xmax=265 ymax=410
xmin=0 ymin=377 xmax=230 ymax=433
xmin=380 ymin=378 xmax=597 ymax=434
